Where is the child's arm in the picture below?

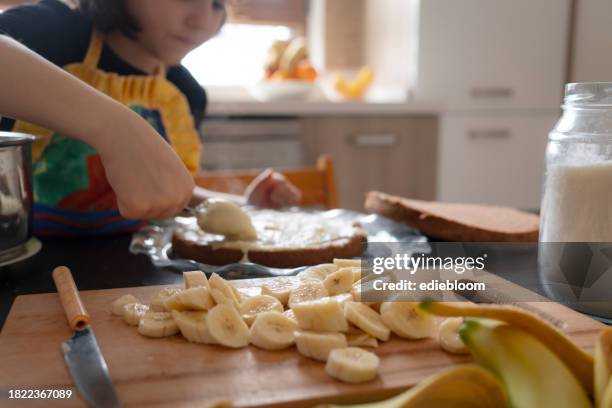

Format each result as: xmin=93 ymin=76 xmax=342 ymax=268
xmin=0 ymin=35 xmax=194 ymax=219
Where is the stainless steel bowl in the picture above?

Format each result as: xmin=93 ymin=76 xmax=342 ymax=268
xmin=0 ymin=132 xmax=35 ymax=259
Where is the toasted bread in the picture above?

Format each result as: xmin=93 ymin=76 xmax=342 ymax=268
xmin=365 ymin=191 xmax=539 ymax=242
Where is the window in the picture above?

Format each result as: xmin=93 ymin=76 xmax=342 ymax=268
xmin=182 ymin=23 xmax=292 ymax=87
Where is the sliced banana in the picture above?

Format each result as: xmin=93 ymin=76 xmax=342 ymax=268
xmin=344 ymin=302 xmax=390 ymax=341
xmin=350 ymin=281 xmax=377 ymax=306
xmin=350 ymin=267 xmax=363 ymax=283
xmin=206 ymin=304 xmax=250 ymax=348
xmin=351 ymin=273 xmax=394 ymax=304
xmin=283 ymin=309 xmax=298 ymax=324
xmin=112 ymin=294 xmax=140 ymax=316
xmin=172 ymin=310 xmax=217 ymax=344
xmin=380 ymin=301 xmax=434 ymax=339
xmin=438 ymin=317 xmax=469 ymax=354
xmin=294 ymin=331 xmax=348 ymax=362
xmin=325 ymin=347 xmax=380 ymax=384
xmin=150 ymin=287 xmax=183 ymax=312
xmin=209 ymin=273 xmax=242 ymax=306
xmin=333 ymin=258 xmax=361 ymax=268
xmin=297 ymin=263 xmax=338 ymax=281
xmin=330 ymin=293 xmax=353 ymax=307
xmin=229 ymin=283 xmax=243 ymax=304
xmin=292 ymin=297 xmax=348 ymax=332
xmin=183 ymin=270 xmax=209 ymax=289
xmin=288 ymin=280 xmax=328 ymax=308
xmin=250 ymin=311 xmax=298 ymax=350
xmin=123 ymin=303 xmax=149 ymax=326
xmin=138 ymin=311 xmax=179 ymax=338
xmin=209 ymin=288 xmax=236 ymax=309
xmin=164 ymin=287 xmax=215 ymax=311
xmin=239 ymin=295 xmax=283 ymax=326
xmin=350 ymin=281 xmax=363 ymax=302
xmin=261 ymin=277 xmax=300 ymax=306
xmin=323 ymin=267 xmax=354 ymax=295
xmin=346 ymin=326 xmax=379 ymax=348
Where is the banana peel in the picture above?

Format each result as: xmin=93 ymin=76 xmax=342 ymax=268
xmin=596 ymin=327 xmax=612 ymax=407
xmin=420 ymin=300 xmax=594 ymax=395
xmin=316 ymin=364 xmax=507 ymax=408
xmin=460 ymin=318 xmax=591 ymax=408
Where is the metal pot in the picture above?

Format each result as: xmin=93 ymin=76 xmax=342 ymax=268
xmin=0 ymin=132 xmax=35 ymax=259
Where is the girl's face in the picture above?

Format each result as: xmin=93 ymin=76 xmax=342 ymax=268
xmin=127 ymin=0 xmax=226 ymax=65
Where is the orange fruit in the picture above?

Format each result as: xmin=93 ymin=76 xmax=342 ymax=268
xmin=296 ymin=63 xmax=318 ymax=81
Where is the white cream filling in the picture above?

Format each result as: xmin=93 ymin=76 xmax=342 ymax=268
xmin=176 ymin=209 xmax=359 ymax=253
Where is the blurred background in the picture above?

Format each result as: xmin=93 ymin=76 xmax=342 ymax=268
xmin=1 ymin=0 xmax=610 ymax=212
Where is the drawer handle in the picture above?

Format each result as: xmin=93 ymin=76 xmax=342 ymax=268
xmin=347 ymin=133 xmax=398 ymax=147
xmin=470 ymin=87 xmax=514 ymax=99
xmin=467 ymin=129 xmax=511 ymax=140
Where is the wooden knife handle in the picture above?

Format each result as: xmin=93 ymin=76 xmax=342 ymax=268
xmin=52 ymin=266 xmax=90 ymax=331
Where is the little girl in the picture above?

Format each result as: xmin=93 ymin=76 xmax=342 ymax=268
xmin=0 ymin=0 xmax=300 ymax=236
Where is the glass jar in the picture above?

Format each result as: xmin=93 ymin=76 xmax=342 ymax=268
xmin=539 ymin=82 xmax=612 ymax=318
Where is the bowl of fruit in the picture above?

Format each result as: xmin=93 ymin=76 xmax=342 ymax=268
xmin=249 ymin=38 xmax=319 ymax=102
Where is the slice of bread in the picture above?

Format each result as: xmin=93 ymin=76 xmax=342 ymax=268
xmin=364 ymin=191 xmax=539 ymax=242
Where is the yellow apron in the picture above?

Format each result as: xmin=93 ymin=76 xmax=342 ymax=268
xmin=13 ymin=31 xmax=201 ymax=235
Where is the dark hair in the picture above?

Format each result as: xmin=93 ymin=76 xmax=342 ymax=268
xmin=78 ymin=0 xmax=140 ymax=39
xmin=78 ymin=0 xmax=227 ymax=39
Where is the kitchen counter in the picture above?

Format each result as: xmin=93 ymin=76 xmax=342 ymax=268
xmin=0 ymin=233 xmax=544 ymax=329
xmin=207 ymin=100 xmax=442 ymax=117
xmin=205 ymin=87 xmax=442 ymax=117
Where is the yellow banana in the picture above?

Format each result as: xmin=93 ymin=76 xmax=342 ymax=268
xmin=596 ymin=327 xmax=612 ymax=407
xmin=420 ymin=300 xmax=594 ymax=394
xmin=460 ymin=318 xmax=590 ymax=408
xmin=316 ymin=364 xmax=506 ymax=408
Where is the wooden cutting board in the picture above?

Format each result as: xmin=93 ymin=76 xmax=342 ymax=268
xmin=0 ymin=277 xmax=604 ymax=408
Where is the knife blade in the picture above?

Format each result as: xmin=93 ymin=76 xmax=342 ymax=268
xmin=53 ymin=266 xmax=122 ymax=408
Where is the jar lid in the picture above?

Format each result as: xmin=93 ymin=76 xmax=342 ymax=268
xmin=0 ymin=132 xmax=36 ymax=147
xmin=565 ymin=82 xmax=612 ymax=107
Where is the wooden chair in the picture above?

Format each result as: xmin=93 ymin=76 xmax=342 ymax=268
xmin=195 ymin=155 xmax=339 ymax=209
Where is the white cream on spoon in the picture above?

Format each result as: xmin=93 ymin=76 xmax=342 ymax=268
xmin=195 ymin=199 xmax=257 ymax=242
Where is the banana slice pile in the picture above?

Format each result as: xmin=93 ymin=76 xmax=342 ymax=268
xmin=111 ymin=259 xmax=467 ymax=385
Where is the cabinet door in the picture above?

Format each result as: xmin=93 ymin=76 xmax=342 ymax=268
xmin=416 ymin=0 xmax=570 ymax=110
xmin=437 ymin=114 xmax=559 ymax=209
xmin=301 ymin=116 xmax=438 ymax=211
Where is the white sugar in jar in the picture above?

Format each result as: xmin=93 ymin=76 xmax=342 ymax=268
xmin=539 ymin=82 xmax=612 ymax=318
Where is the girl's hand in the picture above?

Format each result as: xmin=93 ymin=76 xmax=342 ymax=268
xmin=244 ymin=169 xmax=302 ymax=209
xmin=97 ymin=111 xmax=195 ymax=220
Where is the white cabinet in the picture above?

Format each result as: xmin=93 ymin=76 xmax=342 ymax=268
xmin=437 ymin=114 xmax=559 ymax=209
xmin=415 ymin=0 xmax=570 ymax=111
xmin=571 ymin=0 xmax=612 ymax=82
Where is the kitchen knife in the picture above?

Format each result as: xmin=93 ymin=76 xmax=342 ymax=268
xmin=52 ymin=266 xmax=122 ymax=408
xmin=452 ymin=278 xmax=567 ymax=329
